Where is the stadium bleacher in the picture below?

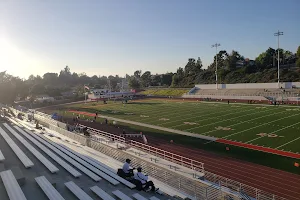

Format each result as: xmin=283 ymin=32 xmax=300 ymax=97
xmin=2 ymin=107 xmax=291 ymax=200
xmin=0 ymin=121 xmax=171 ymax=200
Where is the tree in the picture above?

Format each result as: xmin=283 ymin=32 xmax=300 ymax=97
xmin=43 ymin=73 xmax=58 ymax=85
xmin=296 ymin=46 xmax=300 ymax=68
xmin=128 ymin=77 xmax=140 ymax=89
xmin=134 ymin=70 xmax=142 ymax=79
xmin=161 ymin=73 xmax=173 ymax=86
xmin=30 ymin=84 xmax=45 ymax=95
xmin=225 ymin=50 xmax=242 ymax=71
xmin=0 ymin=71 xmax=18 ymax=104
xmin=141 ymin=71 xmax=152 ymax=87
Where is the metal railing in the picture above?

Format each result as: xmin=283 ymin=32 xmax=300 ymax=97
xmin=17 ymin=109 xmax=289 ymax=200
xmin=129 ymin=140 xmax=205 ymax=174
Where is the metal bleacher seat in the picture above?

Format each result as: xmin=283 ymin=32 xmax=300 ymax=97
xmin=65 ymin=181 xmax=93 ymax=200
xmin=23 ymin=128 xmax=101 ymax=182
xmin=132 ymin=193 xmax=148 ymax=200
xmin=59 ymin=144 xmax=135 ymax=189
xmin=13 ymin=126 xmax=82 ymax=178
xmin=0 ymin=170 xmax=27 ymax=200
xmin=112 ymin=190 xmax=134 ymax=200
xmin=90 ymin=186 xmax=116 ymax=200
xmin=3 ymin=123 xmax=59 ymax=173
xmin=0 ymin=127 xmax=34 ymax=168
xmin=35 ymin=176 xmax=65 ymax=200
xmin=0 ymin=149 xmax=5 ymax=161
xmin=42 ymin=136 xmax=120 ymax=185
xmin=149 ymin=196 xmax=160 ymax=200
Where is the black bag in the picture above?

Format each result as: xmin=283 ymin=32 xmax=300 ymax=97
xmin=131 ymin=179 xmax=143 ymax=191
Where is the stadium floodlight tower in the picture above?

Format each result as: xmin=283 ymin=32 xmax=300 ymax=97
xmin=212 ymin=43 xmax=221 ymax=90
xmin=274 ymin=30 xmax=283 ymax=88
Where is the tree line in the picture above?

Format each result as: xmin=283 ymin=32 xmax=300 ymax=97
xmin=0 ymin=46 xmax=299 ymax=104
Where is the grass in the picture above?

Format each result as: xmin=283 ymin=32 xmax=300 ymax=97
xmin=43 ymin=99 xmax=300 ymax=174
xmin=139 ymin=89 xmax=189 ymax=96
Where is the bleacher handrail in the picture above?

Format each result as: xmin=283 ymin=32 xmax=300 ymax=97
xmin=129 ymin=140 xmax=205 ymax=174
xmin=18 ymin=109 xmax=288 ymax=200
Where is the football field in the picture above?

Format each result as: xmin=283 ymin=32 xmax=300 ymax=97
xmin=64 ymin=99 xmax=300 ymax=154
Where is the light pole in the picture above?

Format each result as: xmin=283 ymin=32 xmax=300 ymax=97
xmin=212 ymin=43 xmax=221 ymax=90
xmin=274 ymin=30 xmax=283 ymax=88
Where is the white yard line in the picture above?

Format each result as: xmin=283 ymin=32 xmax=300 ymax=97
xmin=221 ymin=113 xmax=300 ymax=139
xmin=157 ymin=105 xmax=246 ymax=126
xmin=201 ymin=110 xmax=288 ymax=136
xmin=137 ymin=102 xmax=224 ymax=123
xmin=183 ymin=108 xmax=271 ymax=131
xmin=245 ymin=121 xmax=300 ymax=144
xmin=275 ymin=136 xmax=300 ymax=149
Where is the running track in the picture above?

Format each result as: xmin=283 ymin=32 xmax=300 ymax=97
xmin=44 ymin=109 xmax=300 ymax=200
xmin=147 ymin=136 xmax=300 ymax=200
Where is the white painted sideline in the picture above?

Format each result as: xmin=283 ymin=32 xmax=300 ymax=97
xmin=0 ymin=170 xmax=27 ymax=200
xmin=3 ymin=123 xmax=59 ymax=173
xmin=97 ymin=114 xmax=217 ymax=141
xmin=0 ymin=126 xmax=34 ymax=168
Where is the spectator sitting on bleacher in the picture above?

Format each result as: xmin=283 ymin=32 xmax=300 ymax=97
xmin=134 ymin=167 xmax=159 ymax=192
xmin=122 ymin=159 xmax=135 ymax=177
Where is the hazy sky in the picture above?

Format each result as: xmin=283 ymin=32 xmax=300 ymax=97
xmin=0 ymin=0 xmax=299 ymax=79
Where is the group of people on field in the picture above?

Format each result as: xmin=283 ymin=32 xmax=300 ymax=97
xmin=118 ymin=159 xmax=159 ymax=193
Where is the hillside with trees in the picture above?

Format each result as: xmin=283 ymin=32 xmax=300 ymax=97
xmin=0 ymin=46 xmax=299 ymax=104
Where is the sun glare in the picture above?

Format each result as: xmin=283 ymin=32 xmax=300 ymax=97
xmin=0 ymin=37 xmax=40 ymax=78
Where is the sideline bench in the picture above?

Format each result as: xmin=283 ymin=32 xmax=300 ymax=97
xmin=0 ymin=150 xmax=4 ymax=161
xmin=0 ymin=127 xmax=34 ymax=168
xmin=4 ymin=123 xmax=59 ymax=173
xmin=60 ymin=144 xmax=135 ymax=188
xmin=90 ymin=186 xmax=116 ymax=200
xmin=35 ymin=176 xmax=65 ymax=200
xmin=112 ymin=190 xmax=133 ymax=200
xmin=14 ymin=126 xmax=81 ymax=178
xmin=132 ymin=193 xmax=147 ymax=200
xmin=23 ymin=128 xmax=101 ymax=182
xmin=0 ymin=170 xmax=27 ymax=200
xmin=65 ymin=181 xmax=93 ymax=200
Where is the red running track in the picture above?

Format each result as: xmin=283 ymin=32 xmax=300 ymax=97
xmin=68 ymin=110 xmax=300 ymax=200
xmin=147 ymin=137 xmax=300 ymax=200
xmin=217 ymin=139 xmax=300 ymax=159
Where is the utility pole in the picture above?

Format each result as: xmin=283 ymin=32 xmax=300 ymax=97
xmin=274 ymin=30 xmax=283 ymax=88
xmin=212 ymin=43 xmax=221 ymax=90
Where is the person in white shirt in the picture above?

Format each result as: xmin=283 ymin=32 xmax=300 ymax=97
xmin=134 ymin=167 xmax=159 ymax=192
xmin=122 ymin=159 xmax=134 ymax=177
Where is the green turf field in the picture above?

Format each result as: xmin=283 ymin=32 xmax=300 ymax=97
xmin=62 ymin=99 xmax=300 ymax=154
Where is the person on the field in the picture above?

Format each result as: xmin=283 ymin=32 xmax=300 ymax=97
xmin=134 ymin=167 xmax=159 ymax=192
xmin=122 ymin=159 xmax=135 ymax=177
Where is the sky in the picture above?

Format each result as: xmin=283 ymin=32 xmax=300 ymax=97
xmin=0 ymin=0 xmax=299 ymax=79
